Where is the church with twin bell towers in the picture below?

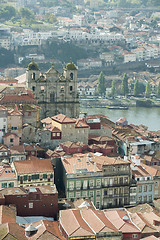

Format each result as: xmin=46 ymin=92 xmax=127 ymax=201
xmin=26 ymin=60 xmax=80 ymax=119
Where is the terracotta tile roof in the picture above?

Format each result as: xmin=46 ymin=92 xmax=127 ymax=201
xmin=104 ymin=209 xmax=140 ymax=233
xmin=0 ymin=144 xmax=9 ymax=152
xmin=60 ymin=209 xmax=94 ymax=237
xmin=75 ymin=119 xmax=89 ymax=128
xmin=141 ymin=236 xmax=160 ymax=240
xmin=13 ymin=158 xmax=53 ymax=174
xmin=0 ymin=223 xmax=26 ymax=239
xmin=132 ymin=165 xmax=151 ymax=177
xmin=91 ymin=136 xmax=113 ymax=142
xmin=130 ymin=212 xmax=157 ymax=234
xmin=3 ymin=132 xmax=19 ymax=139
xmin=26 ymin=220 xmax=65 ymax=240
xmin=52 ymin=114 xmax=76 ymax=124
xmin=60 ymin=208 xmax=120 ymax=238
xmin=141 ymin=164 xmax=160 ymax=177
xmin=41 ymin=117 xmax=52 ymax=124
xmin=62 ymin=153 xmax=129 ymax=174
xmin=8 ymin=104 xmax=22 ymax=116
xmin=0 ymin=166 xmax=16 ymax=179
xmin=0 ymin=205 xmax=16 ymax=224
xmin=0 ymin=95 xmax=37 ymax=105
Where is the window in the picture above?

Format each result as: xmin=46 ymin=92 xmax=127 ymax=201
xmin=149 ymin=195 xmax=152 ymax=202
xmin=104 ymin=178 xmax=108 ymax=186
xmin=76 ymin=192 xmax=81 ymax=198
xmin=138 ymin=196 xmax=142 ymax=202
xmin=114 ymin=177 xmax=118 ymax=185
xmin=76 ymin=181 xmax=81 ymax=190
xmin=69 ymin=192 xmax=74 ymax=198
xmin=143 ymin=195 xmax=147 ymax=202
xmin=43 ymin=174 xmax=47 ymax=179
xmin=96 ymin=201 xmax=100 ymax=209
xmin=32 ymin=86 xmax=35 ymax=91
xmin=119 ymin=177 xmax=123 ymax=184
xmin=89 ymin=191 xmax=94 ymax=197
xmin=132 ymin=234 xmax=138 ymax=239
xmin=149 ymin=185 xmax=152 ymax=192
xmin=70 ymin=86 xmax=73 ymax=91
xmin=109 ymin=189 xmax=113 ymax=196
xmin=96 ymin=179 xmax=101 ymax=187
xmin=144 ymin=185 xmax=147 ymax=192
xmin=69 ymin=181 xmax=74 ymax=190
xmin=32 ymin=73 xmax=35 ymax=80
xmin=70 ymin=73 xmax=73 ymax=80
xmin=109 ymin=178 xmax=113 ymax=186
xmin=29 ymin=203 xmax=33 ymax=208
xmin=104 ymin=190 xmax=107 ymax=195
xmin=155 ymin=182 xmax=158 ymax=187
xmin=50 ymin=93 xmax=55 ymax=103
xmin=8 ymin=182 xmax=14 ymax=187
xmin=89 ymin=180 xmax=94 ymax=188
xmin=82 ymin=191 xmax=87 ymax=197
xmin=124 ymin=177 xmax=128 ymax=184
xmin=96 ymin=190 xmax=100 ymax=196
xmin=10 ymin=138 xmax=14 ymax=143
xmin=83 ymin=180 xmax=88 ymax=189
xmin=138 ymin=186 xmax=142 ymax=193
xmin=1 ymin=183 xmax=7 ymax=188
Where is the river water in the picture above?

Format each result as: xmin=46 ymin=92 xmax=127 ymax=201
xmin=80 ymin=107 xmax=160 ymax=131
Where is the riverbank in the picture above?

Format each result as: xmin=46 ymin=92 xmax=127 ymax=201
xmin=80 ymin=97 xmax=160 ymax=108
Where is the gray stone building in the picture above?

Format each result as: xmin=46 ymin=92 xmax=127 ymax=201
xmin=26 ymin=61 xmax=80 ymax=119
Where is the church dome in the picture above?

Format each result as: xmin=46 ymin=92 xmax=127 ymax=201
xmin=27 ymin=61 xmax=39 ymax=70
xmin=65 ymin=62 xmax=77 ymax=70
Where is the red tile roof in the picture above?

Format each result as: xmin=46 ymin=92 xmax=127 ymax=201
xmin=0 ymin=95 xmax=37 ymax=104
xmin=13 ymin=158 xmax=53 ymax=174
xmin=52 ymin=114 xmax=76 ymax=124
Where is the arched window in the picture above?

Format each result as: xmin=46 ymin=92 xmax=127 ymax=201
xmin=50 ymin=92 xmax=55 ymax=103
xmin=70 ymin=72 xmax=73 ymax=80
xmin=32 ymin=72 xmax=35 ymax=80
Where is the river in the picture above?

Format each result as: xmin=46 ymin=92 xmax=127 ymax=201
xmin=80 ymin=107 xmax=160 ymax=131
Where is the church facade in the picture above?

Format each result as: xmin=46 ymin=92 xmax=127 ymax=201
xmin=26 ymin=61 xmax=80 ymax=119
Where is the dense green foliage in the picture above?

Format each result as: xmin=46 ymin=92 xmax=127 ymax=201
xmin=0 ymin=6 xmax=16 ymax=20
xmin=97 ymin=72 xmax=106 ymax=96
xmin=133 ymin=79 xmax=139 ymax=96
xmin=111 ymin=80 xmax=116 ymax=97
xmin=157 ymin=81 xmax=160 ymax=98
xmin=145 ymin=81 xmax=151 ymax=97
xmin=121 ymin=73 xmax=128 ymax=96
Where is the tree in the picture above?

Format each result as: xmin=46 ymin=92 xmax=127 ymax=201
xmin=19 ymin=8 xmax=34 ymax=20
xmin=133 ymin=79 xmax=139 ymax=96
xmin=97 ymin=72 xmax=106 ymax=96
xmin=145 ymin=81 xmax=151 ymax=97
xmin=111 ymin=80 xmax=116 ymax=97
xmin=157 ymin=81 xmax=160 ymax=98
xmin=121 ymin=73 xmax=128 ymax=96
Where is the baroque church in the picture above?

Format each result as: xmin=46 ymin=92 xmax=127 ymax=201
xmin=26 ymin=60 xmax=80 ymax=119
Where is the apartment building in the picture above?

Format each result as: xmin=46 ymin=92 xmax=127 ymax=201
xmin=61 ymin=153 xmax=131 ymax=209
xmin=12 ymin=158 xmax=54 ymax=187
